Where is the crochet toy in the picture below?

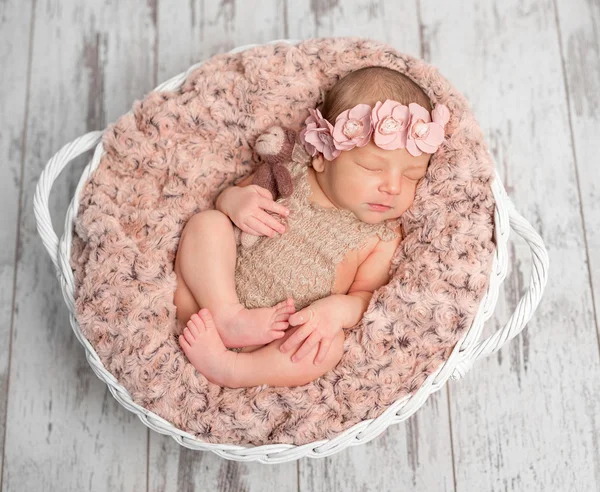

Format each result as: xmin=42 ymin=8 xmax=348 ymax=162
xmin=235 ymin=125 xmax=297 ymax=248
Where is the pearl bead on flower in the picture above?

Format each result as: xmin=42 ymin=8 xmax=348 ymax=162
xmin=413 ymin=120 xmax=430 ymax=138
xmin=342 ymin=119 xmax=363 ymax=138
xmin=379 ymin=116 xmax=401 ymax=135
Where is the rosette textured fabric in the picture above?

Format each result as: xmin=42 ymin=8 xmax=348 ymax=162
xmin=70 ymin=38 xmax=496 ymax=446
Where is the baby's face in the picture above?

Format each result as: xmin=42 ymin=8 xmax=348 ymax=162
xmin=313 ymin=141 xmax=430 ymax=224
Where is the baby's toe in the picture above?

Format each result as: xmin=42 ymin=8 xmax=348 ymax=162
xmin=275 ymin=301 xmax=295 ymax=315
xmin=184 ymin=326 xmax=195 ymax=342
xmin=272 ymin=321 xmax=289 ymax=331
xmin=189 ymin=317 xmax=204 ymax=338
xmin=276 ymin=298 xmax=294 ymax=309
xmin=274 ymin=311 xmax=292 ymax=322
xmin=286 ymin=298 xmax=296 ymax=312
xmin=179 ymin=334 xmax=190 ymax=350
xmin=198 ymin=309 xmax=216 ymax=330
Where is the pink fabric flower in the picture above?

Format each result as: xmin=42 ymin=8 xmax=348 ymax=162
xmin=299 ymin=101 xmax=450 ymax=159
xmin=298 ymin=122 xmax=318 ymax=157
xmin=299 ymin=108 xmax=340 ymax=160
xmin=371 ymin=100 xmax=410 ymax=150
xmin=406 ymin=103 xmax=449 ymax=156
xmin=332 ymin=103 xmax=372 ymax=151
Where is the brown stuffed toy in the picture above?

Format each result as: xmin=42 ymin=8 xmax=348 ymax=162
xmin=235 ymin=125 xmax=297 ymax=248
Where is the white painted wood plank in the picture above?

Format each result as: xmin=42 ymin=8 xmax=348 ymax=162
xmin=3 ymin=1 xmax=157 ymax=491
xmin=286 ymin=2 xmax=456 ymax=491
xmin=422 ymin=1 xmax=600 ymax=490
xmin=287 ymin=0 xmax=422 ymax=46
xmin=0 ymin=0 xmax=33 ymax=485
xmin=153 ymin=1 xmax=300 ymax=490
xmin=555 ymin=0 xmax=600 ymax=387
xmin=158 ymin=0 xmax=287 ymax=80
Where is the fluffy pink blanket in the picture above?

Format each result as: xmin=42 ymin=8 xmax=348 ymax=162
xmin=70 ymin=38 xmax=496 ymax=446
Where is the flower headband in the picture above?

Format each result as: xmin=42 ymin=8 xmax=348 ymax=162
xmin=299 ymin=99 xmax=450 ymax=160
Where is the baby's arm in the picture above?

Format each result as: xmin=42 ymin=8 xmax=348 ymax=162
xmin=339 ymin=228 xmax=403 ymax=329
xmin=214 ymin=172 xmax=255 ymax=216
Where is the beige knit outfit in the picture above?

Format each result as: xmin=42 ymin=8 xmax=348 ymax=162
xmin=234 ymin=142 xmax=402 ymax=312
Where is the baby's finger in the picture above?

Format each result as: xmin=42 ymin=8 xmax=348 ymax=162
xmin=247 ymin=216 xmax=278 ymax=237
xmin=291 ymin=331 xmax=322 ymax=363
xmin=239 ymin=223 xmax=262 ymax=236
xmin=314 ymin=338 xmax=333 ymax=366
xmin=279 ymin=326 xmax=311 ymax=353
xmin=261 ymin=197 xmax=290 ymax=218
xmin=257 ymin=210 xmax=286 ymax=234
xmin=289 ymin=307 xmax=314 ymax=327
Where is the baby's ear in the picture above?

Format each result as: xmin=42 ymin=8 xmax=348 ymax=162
xmin=311 ymin=153 xmax=325 ymax=172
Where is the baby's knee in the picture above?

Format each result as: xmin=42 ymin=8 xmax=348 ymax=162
xmin=183 ymin=209 xmax=233 ymax=239
xmin=186 ymin=208 xmax=231 ymax=230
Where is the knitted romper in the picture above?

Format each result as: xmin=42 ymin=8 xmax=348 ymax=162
xmin=234 ymin=142 xmax=402 ymax=313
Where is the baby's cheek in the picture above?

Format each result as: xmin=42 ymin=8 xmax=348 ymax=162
xmin=397 ymin=191 xmax=418 ymax=215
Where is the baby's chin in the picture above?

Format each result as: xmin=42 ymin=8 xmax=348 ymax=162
xmin=355 ymin=210 xmax=402 ymax=224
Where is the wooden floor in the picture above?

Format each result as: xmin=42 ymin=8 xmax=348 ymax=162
xmin=1 ymin=0 xmax=599 ymax=490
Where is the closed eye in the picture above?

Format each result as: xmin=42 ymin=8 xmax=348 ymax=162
xmin=357 ymin=162 xmax=424 ymax=180
xmin=357 ymin=163 xmax=379 ymax=172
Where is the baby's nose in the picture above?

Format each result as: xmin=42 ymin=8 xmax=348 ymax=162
xmin=381 ymin=179 xmax=403 ymax=194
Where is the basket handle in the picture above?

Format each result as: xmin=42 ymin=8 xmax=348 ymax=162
xmin=33 ymin=131 xmax=104 ymax=272
xmin=450 ymin=199 xmax=550 ymax=380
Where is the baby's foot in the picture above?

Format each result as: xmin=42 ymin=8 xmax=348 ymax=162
xmin=179 ymin=309 xmax=238 ymax=387
xmin=212 ymin=297 xmax=296 ymax=348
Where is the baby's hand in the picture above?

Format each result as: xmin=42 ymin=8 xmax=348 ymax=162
xmin=229 ymin=185 xmax=290 ymax=238
xmin=279 ymin=297 xmax=345 ymax=365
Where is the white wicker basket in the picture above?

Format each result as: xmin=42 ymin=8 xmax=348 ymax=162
xmin=33 ymin=40 xmax=549 ymax=463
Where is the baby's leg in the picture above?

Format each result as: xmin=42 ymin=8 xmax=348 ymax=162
xmin=174 ymin=209 xmax=295 ymax=348
xmin=180 ymin=309 xmax=345 ymax=388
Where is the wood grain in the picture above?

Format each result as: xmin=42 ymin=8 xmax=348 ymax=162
xmin=554 ymin=0 xmax=600 ymax=484
xmin=555 ymin=0 xmax=600 ymax=335
xmin=158 ymin=0 xmax=287 ymax=78
xmin=0 ymin=0 xmax=34 ymax=486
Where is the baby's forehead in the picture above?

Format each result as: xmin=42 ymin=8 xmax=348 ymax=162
xmin=351 ymin=145 xmax=429 ymax=167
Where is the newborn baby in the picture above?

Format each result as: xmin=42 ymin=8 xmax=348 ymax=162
xmin=173 ymin=66 xmax=449 ymax=388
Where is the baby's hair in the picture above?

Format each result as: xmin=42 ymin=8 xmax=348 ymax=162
xmin=321 ymin=66 xmax=432 ymax=123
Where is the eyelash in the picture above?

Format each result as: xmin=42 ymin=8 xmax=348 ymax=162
xmin=358 ymin=163 xmax=422 ymax=180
